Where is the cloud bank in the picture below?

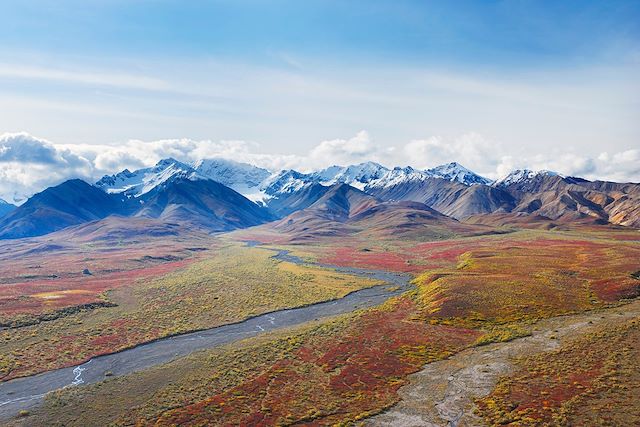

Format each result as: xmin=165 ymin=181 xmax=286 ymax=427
xmin=0 ymin=131 xmax=638 ymax=204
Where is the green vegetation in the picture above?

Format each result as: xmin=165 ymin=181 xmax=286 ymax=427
xmin=474 ymin=325 xmax=531 ymax=346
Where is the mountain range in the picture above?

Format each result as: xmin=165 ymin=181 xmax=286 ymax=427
xmin=0 ymin=158 xmax=638 ymax=240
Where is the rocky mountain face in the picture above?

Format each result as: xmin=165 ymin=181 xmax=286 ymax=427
xmin=135 ymin=177 xmax=274 ymax=231
xmin=494 ymin=172 xmax=640 ymax=227
xmin=270 ymin=183 xmax=379 ymax=238
xmin=269 ymin=186 xmax=490 ymax=243
xmin=365 ymin=176 xmax=515 ymax=219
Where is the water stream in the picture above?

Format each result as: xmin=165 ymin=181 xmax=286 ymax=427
xmin=0 ymin=244 xmax=412 ymax=420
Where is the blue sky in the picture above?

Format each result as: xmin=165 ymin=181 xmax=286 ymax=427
xmin=0 ymin=1 xmax=639 ymax=201
xmin=2 ymin=0 xmax=639 ymax=66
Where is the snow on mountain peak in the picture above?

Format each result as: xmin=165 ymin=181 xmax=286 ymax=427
xmin=94 ymin=157 xmax=498 ymax=204
xmin=260 ymin=170 xmax=314 ymax=197
xmin=493 ymin=169 xmax=559 ymax=187
xmin=426 ymin=162 xmax=491 ymax=186
xmin=312 ymin=162 xmax=389 ymax=190
xmin=365 ymin=166 xmax=428 ymax=189
xmin=95 ymin=158 xmax=199 ymax=197
xmin=192 ymin=158 xmax=271 ymax=201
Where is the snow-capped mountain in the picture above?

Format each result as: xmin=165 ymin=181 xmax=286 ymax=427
xmin=365 ymin=166 xmax=429 ymax=189
xmin=260 ymin=170 xmax=314 ymax=197
xmin=262 ymin=162 xmax=430 ymax=197
xmin=95 ymin=158 xmax=495 ymax=204
xmin=193 ymin=158 xmax=271 ymax=202
xmin=426 ymin=162 xmax=491 ymax=186
xmin=493 ymin=169 xmax=559 ymax=187
xmin=95 ymin=158 xmax=200 ymax=197
xmin=305 ymin=161 xmax=489 ymax=190
xmin=311 ymin=162 xmax=389 ymax=190
xmin=97 ymin=157 xmax=276 ymax=202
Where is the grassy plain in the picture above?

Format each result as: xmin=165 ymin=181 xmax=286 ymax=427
xmin=0 ymin=243 xmax=379 ymax=381
xmin=0 ymin=233 xmax=206 ymax=327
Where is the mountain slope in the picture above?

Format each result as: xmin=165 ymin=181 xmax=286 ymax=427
xmin=265 ymin=183 xmax=490 ymax=242
xmin=2 ymin=170 xmax=277 ymax=239
xmin=135 ymin=177 xmax=275 ymax=232
xmin=367 ymin=176 xmax=515 ymax=219
xmin=263 ymin=182 xmax=332 ymax=218
xmin=271 ymin=184 xmax=379 ymax=237
xmin=0 ymin=199 xmax=16 ymax=218
xmin=0 ymin=179 xmax=128 ymax=239
xmin=494 ymin=171 xmax=640 ymax=227
xmin=303 ymin=183 xmax=379 ymax=220
xmin=348 ymin=200 xmax=486 ymax=239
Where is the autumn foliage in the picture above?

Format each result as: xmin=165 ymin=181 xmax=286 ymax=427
xmin=152 ymin=298 xmax=480 ymax=426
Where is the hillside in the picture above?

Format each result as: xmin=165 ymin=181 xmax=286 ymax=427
xmin=0 ymin=180 xmax=129 ymax=239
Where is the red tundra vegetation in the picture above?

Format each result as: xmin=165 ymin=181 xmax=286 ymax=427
xmin=476 ymin=317 xmax=640 ymax=426
xmin=152 ymin=297 xmax=481 ymax=426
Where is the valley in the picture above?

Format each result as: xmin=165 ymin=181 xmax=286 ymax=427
xmin=0 ymin=159 xmax=638 ymax=426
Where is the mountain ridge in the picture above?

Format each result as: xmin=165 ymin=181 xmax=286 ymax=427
xmin=2 ymin=158 xmax=638 ymax=240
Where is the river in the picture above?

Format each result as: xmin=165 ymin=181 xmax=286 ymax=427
xmin=0 ymin=245 xmax=412 ymax=420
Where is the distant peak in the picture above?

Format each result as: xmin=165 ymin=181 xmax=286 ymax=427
xmin=425 ymin=162 xmax=490 ymax=186
xmin=494 ymin=169 xmax=560 ymax=187
xmin=354 ymin=161 xmax=385 ymax=168
xmin=95 ymin=159 xmax=198 ymax=198
xmin=155 ymin=157 xmax=181 ymax=166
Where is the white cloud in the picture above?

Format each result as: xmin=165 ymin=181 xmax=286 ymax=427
xmin=306 ymin=131 xmax=384 ymax=170
xmin=0 ymin=132 xmax=88 ymax=167
xmin=0 ymin=133 xmax=94 ymax=204
xmin=1 ymin=130 xmax=638 ymax=205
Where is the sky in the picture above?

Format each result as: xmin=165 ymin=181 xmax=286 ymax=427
xmin=0 ymin=0 xmax=639 ymax=203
